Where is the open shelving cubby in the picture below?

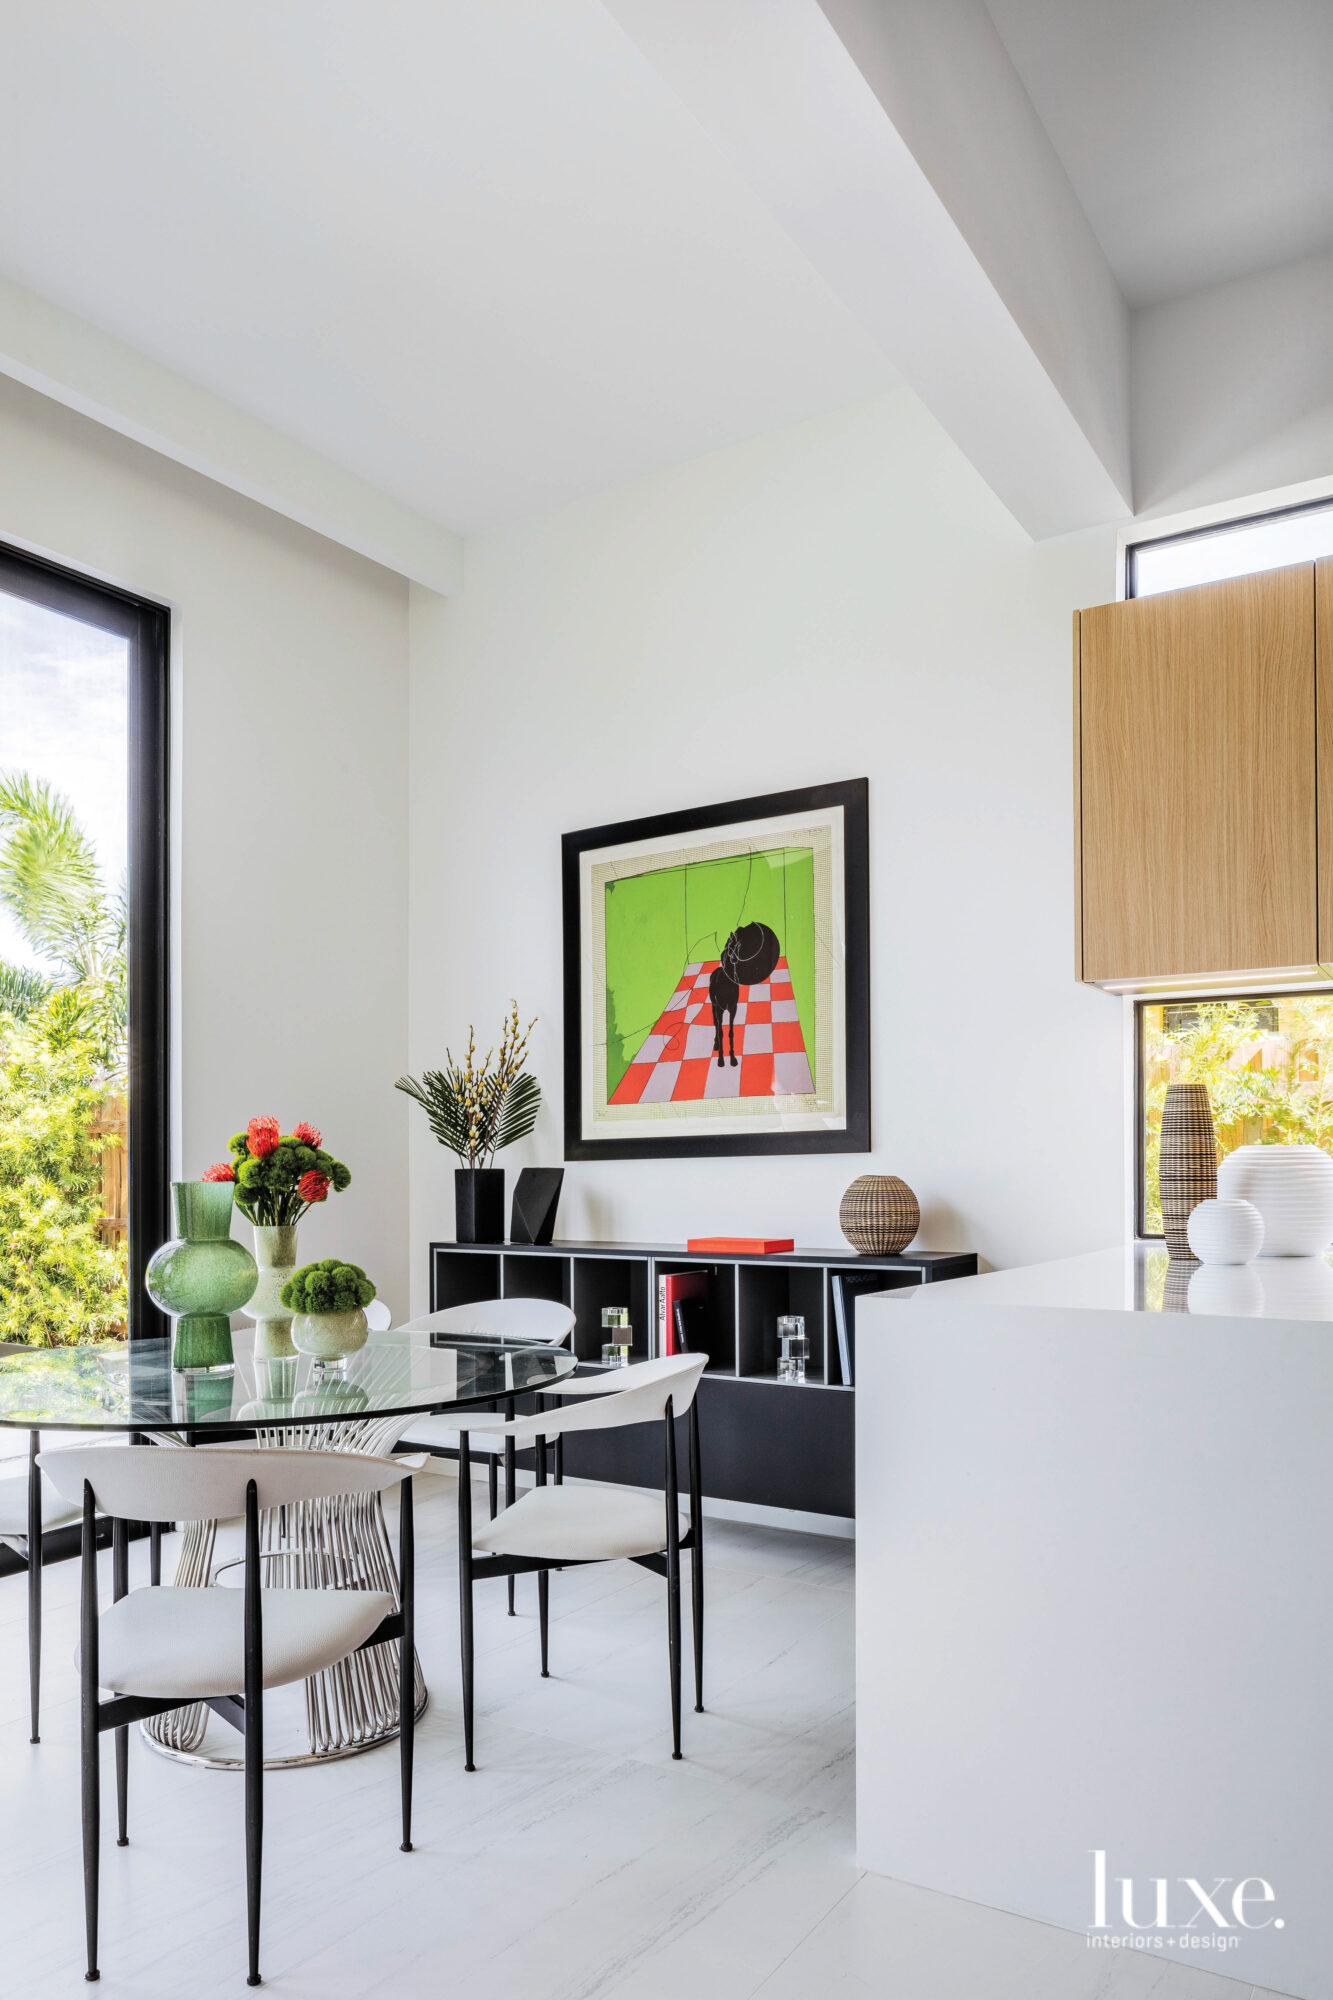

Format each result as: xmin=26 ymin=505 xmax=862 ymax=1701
xmin=427 ymin=1238 xmax=977 ymax=1520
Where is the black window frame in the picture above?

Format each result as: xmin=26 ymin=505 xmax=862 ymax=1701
xmin=1134 ymin=986 xmax=1333 ymax=1241
xmin=0 ymin=539 xmax=170 ymax=1339
xmin=1126 ymin=494 xmax=1333 ymax=599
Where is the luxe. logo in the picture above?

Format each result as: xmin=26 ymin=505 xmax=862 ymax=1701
xmin=1087 ymin=1851 xmax=1282 ymax=1956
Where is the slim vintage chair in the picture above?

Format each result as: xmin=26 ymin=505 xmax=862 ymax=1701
xmin=400 ymin=1297 xmax=575 ymax=1612
xmin=455 ymin=1353 xmax=706 ymax=1770
xmin=40 ymin=1443 xmax=420 ymax=1988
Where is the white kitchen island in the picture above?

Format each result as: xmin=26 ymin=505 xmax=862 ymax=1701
xmin=856 ymin=1245 xmax=1333 ymax=2000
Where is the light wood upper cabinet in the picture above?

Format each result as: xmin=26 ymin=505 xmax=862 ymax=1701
xmin=1075 ymin=563 xmax=1321 ymax=989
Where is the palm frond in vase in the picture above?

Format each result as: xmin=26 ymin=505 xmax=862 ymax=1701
xmin=395 ymin=1002 xmax=540 ymax=1169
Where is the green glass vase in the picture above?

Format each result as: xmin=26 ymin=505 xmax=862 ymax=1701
xmin=145 ymin=1181 xmax=258 ymax=1371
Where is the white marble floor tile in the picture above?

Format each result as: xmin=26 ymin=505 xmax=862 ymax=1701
xmin=0 ymin=1473 xmax=1265 ymax=2000
xmin=750 ymin=1872 xmax=1260 ymax=2000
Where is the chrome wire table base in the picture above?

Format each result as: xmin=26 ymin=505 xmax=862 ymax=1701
xmin=142 ymin=1414 xmax=426 ymax=1770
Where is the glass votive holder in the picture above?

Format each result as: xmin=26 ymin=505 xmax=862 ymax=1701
xmin=777 ymin=1314 xmax=808 ymax=1384
xmin=601 ymin=1306 xmax=631 ymax=1369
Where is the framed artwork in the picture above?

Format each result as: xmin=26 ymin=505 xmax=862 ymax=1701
xmin=562 ymin=779 xmax=869 ymax=1161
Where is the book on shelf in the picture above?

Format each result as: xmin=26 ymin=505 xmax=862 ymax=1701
xmin=658 ymin=1269 xmax=709 ymax=1355
xmin=831 ymin=1271 xmax=907 ymax=1385
xmin=672 ymin=1296 xmax=708 ymax=1355
xmin=685 ymin=1236 xmax=793 ymax=1255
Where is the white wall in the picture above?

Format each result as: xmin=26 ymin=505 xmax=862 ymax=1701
xmin=407 ymin=388 xmax=1125 ymax=1304
xmin=0 ymin=374 xmax=412 ymax=1318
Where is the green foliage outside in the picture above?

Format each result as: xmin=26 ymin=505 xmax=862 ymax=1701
xmin=1142 ymin=997 xmax=1333 ymax=1232
xmin=0 ymin=991 xmax=127 ymax=1345
xmin=0 ymin=775 xmax=128 ymax=1346
xmin=602 ymin=847 xmax=815 ymax=1097
xmin=280 ymin=1259 xmax=377 ymax=1314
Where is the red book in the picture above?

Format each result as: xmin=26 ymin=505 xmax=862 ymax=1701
xmin=659 ymin=1269 xmax=709 ymax=1354
xmin=685 ymin=1236 xmax=794 ymax=1255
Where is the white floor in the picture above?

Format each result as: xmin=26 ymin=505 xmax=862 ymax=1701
xmin=0 ymin=1470 xmax=1291 ymax=1999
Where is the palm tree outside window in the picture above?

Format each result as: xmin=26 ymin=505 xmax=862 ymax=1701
xmin=0 ymin=543 xmax=168 ymax=1352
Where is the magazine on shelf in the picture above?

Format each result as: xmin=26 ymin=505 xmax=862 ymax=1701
xmin=672 ymin=1296 xmax=708 ymax=1354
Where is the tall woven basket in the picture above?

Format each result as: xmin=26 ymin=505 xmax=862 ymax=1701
xmin=1159 ymin=1082 xmax=1218 ymax=1259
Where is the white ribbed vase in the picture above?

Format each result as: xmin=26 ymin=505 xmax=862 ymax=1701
xmin=1185 ymin=1197 xmax=1264 ymax=1265
xmin=1216 ymin=1145 xmax=1333 ymax=1257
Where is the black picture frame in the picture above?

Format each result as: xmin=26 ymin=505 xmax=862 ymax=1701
xmin=562 ymin=778 xmax=870 ymax=1161
xmin=0 ymin=539 xmax=171 ymax=1339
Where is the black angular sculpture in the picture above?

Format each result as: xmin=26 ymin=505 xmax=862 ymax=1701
xmin=509 ymin=1168 xmax=564 ymax=1246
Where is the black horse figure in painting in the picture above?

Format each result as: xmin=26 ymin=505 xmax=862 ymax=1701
xmin=709 ymin=922 xmax=781 ymax=1068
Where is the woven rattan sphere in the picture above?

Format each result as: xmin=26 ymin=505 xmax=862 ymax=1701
xmin=839 ymin=1175 xmax=920 ymax=1255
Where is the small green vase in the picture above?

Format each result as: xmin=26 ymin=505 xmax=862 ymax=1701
xmin=146 ymin=1181 xmax=258 ymax=1371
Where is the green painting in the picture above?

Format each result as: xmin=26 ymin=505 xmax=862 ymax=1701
xmin=604 ymin=846 xmax=816 ymax=1105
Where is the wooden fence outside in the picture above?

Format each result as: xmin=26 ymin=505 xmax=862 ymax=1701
xmin=91 ymin=1093 xmax=128 ymax=1250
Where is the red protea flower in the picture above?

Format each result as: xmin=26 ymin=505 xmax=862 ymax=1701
xmin=293 ymin=1121 xmax=321 ymax=1147
xmin=202 ymin=1162 xmax=236 ymax=1183
xmin=246 ymin=1115 xmax=281 ymax=1158
xmin=297 ymin=1169 xmax=330 ymax=1204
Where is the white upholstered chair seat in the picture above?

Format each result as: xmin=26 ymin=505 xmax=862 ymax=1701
xmin=84 ymin=1584 xmax=394 ymax=1699
xmin=0 ymin=1471 xmax=82 ymax=1538
xmin=470 ymin=1482 xmax=688 ymax=1563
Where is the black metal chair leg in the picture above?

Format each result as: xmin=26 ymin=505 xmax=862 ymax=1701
xmin=487 ymin=1455 xmax=498 ymax=1521
xmin=80 ymin=1484 xmax=100 ymax=1982
xmin=149 ymin=1524 xmax=162 ymax=1586
xmin=504 ymin=1399 xmax=516 ymax=1616
xmin=458 ymin=1432 xmax=476 ymax=1772
xmin=399 ymin=1476 xmax=415 ymax=1852
xmin=691 ymin=1547 xmax=704 ymax=1715
xmin=689 ymin=1399 xmax=704 ymax=1713
xmin=244 ymin=1482 xmax=264 ymax=1987
xmin=112 ymin=1516 xmax=129 ymax=1844
xmin=114 ymin=1730 xmax=129 ymax=1848
xmin=665 ymin=1401 xmax=683 ymax=1759
xmin=27 ymin=1430 xmax=41 ymax=1744
xmin=538 ymin=1571 xmax=550 ymax=1677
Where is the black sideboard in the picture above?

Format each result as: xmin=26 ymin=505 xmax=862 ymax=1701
xmin=430 ymin=1239 xmax=976 ymax=1521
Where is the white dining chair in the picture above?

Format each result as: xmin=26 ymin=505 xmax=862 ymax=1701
xmin=40 ymin=1442 xmax=422 ymax=1988
xmin=455 ymin=1353 xmax=707 ymax=1770
xmin=399 ymin=1297 xmax=575 ymax=1612
xmin=364 ymin=1298 xmax=393 ymax=1333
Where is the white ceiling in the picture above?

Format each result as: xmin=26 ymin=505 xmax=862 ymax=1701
xmin=1 ymin=0 xmax=1328 ymax=558
xmin=0 ymin=0 xmax=890 ymax=535
xmin=984 ymin=0 xmax=1333 ymax=307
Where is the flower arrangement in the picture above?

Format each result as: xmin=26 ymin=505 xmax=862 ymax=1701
xmin=396 ymin=1002 xmax=540 ymax=1169
xmin=203 ymin=1117 xmax=352 ymax=1227
xmin=279 ymin=1259 xmax=376 ymax=1315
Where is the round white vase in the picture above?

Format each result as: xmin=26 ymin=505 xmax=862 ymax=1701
xmin=1215 ymin=1144 xmax=1333 ymax=1256
xmin=290 ymin=1306 xmax=369 ymax=1361
xmin=1185 ymin=1197 xmax=1264 ymax=1264
xmin=1187 ymin=1261 xmax=1265 ymax=1317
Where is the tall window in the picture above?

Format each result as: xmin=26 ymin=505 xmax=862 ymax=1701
xmin=0 ymin=542 xmax=168 ymax=1345
xmin=1138 ymin=994 xmax=1333 ymax=1238
xmin=1127 ymin=496 xmax=1333 ymax=598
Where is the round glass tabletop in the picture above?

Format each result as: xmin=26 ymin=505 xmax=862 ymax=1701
xmin=0 ymin=1326 xmax=577 ymax=1432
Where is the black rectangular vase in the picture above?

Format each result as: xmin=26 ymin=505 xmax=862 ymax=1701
xmin=455 ymin=1167 xmax=505 ymax=1244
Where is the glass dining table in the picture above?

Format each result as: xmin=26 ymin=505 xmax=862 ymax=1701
xmin=0 ymin=1326 xmax=577 ymax=1768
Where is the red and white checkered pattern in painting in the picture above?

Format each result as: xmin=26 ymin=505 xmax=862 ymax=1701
xmin=609 ymin=957 xmax=814 ymax=1105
